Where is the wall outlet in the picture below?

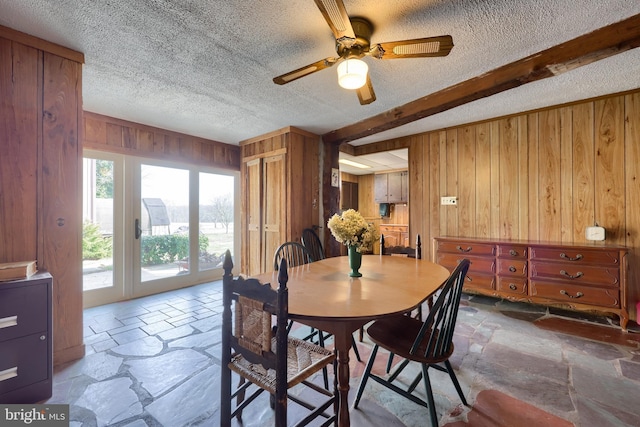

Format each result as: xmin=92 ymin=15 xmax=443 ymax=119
xmin=441 ymin=196 xmax=457 ymax=205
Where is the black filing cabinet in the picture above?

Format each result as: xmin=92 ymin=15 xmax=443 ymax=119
xmin=0 ymin=271 xmax=52 ymax=403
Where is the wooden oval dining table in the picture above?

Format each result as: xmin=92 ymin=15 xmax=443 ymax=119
xmin=252 ymin=254 xmax=450 ymax=427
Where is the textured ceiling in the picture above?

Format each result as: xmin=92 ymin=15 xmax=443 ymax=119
xmin=0 ymin=0 xmax=639 ymax=151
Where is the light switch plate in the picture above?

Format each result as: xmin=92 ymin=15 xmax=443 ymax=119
xmin=585 ymin=226 xmax=605 ymax=241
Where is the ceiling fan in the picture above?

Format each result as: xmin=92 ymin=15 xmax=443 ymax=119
xmin=273 ymin=0 xmax=454 ymax=105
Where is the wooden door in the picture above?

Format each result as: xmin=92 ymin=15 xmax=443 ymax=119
xmin=246 ymin=159 xmax=262 ymax=276
xmin=262 ymin=154 xmax=286 ymax=272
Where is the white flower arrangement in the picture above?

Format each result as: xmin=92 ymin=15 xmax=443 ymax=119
xmin=327 ymin=209 xmax=378 ymax=253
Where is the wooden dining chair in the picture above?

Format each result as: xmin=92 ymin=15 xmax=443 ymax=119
xmin=220 ymin=250 xmax=336 ymax=427
xmin=353 ymin=259 xmax=471 ymax=427
xmin=301 ymin=228 xmax=325 ymax=261
xmin=273 ymin=241 xmax=312 ymax=271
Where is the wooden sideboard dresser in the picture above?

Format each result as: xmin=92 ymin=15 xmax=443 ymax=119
xmin=0 ymin=271 xmax=53 ymax=403
xmin=433 ymin=237 xmax=629 ymax=330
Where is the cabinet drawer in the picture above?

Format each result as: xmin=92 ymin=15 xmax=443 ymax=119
xmin=497 ymin=245 xmax=528 ymax=259
xmin=463 ymin=273 xmax=495 ymax=291
xmin=437 ymin=254 xmax=495 ymax=274
xmin=529 ymin=247 xmax=620 ymax=265
xmin=529 ymin=262 xmax=619 ymax=287
xmin=497 ymin=259 xmax=527 ymax=277
xmin=496 ymin=277 xmax=528 ymax=295
xmin=0 ymin=333 xmax=48 ymax=397
xmin=0 ymin=284 xmax=48 ymax=343
xmin=530 ymin=280 xmax=620 ymax=308
xmin=436 ymin=241 xmax=495 ymax=256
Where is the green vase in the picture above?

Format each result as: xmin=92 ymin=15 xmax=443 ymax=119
xmin=348 ymin=245 xmax=362 ymax=277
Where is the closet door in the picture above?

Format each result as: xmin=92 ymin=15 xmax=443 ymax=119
xmin=261 ymin=154 xmax=286 ymax=273
xmin=246 ymin=159 xmax=262 ymax=276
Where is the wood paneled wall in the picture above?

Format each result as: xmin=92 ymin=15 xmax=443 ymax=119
xmin=0 ymin=26 xmax=85 ymax=365
xmin=83 ymin=112 xmax=240 ymax=169
xmin=407 ymin=90 xmax=640 ymax=321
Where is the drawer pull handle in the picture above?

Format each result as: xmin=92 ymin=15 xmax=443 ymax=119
xmin=509 ymin=284 xmax=517 ymax=290
xmin=509 ymin=266 xmax=517 ymax=272
xmin=0 ymin=315 xmax=17 ymax=329
xmin=0 ymin=367 xmax=18 ymax=382
xmin=560 ymin=290 xmax=584 ymax=299
xmin=466 ymin=276 xmax=472 ymax=282
xmin=560 ymin=270 xmax=583 ymax=279
xmin=509 ymin=249 xmax=517 ymax=256
xmin=560 ymin=253 xmax=583 ymax=261
xmin=456 ymin=245 xmax=472 ymax=253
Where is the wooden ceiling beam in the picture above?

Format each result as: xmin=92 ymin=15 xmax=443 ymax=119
xmin=322 ymin=13 xmax=640 ymax=146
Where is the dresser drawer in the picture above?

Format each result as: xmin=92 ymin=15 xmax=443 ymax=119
xmin=0 ymin=283 xmax=48 ymax=343
xmin=496 ymin=277 xmax=528 ymax=295
xmin=0 ymin=332 xmax=48 ymax=398
xmin=529 ymin=262 xmax=619 ymax=287
xmin=437 ymin=254 xmax=495 ymax=274
xmin=463 ymin=273 xmax=495 ymax=291
xmin=497 ymin=259 xmax=527 ymax=277
xmin=530 ymin=280 xmax=620 ymax=308
xmin=497 ymin=245 xmax=528 ymax=259
xmin=529 ymin=247 xmax=620 ymax=265
xmin=436 ymin=241 xmax=495 ymax=256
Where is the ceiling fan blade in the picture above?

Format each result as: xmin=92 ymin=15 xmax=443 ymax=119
xmin=313 ymin=0 xmax=356 ymax=46
xmin=273 ymin=57 xmax=339 ymax=85
xmin=370 ymin=35 xmax=454 ymax=59
xmin=356 ymin=75 xmax=376 ymax=105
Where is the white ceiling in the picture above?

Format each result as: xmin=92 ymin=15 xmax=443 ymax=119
xmin=1 ymin=0 xmax=639 ymax=159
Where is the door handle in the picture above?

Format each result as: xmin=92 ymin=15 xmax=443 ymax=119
xmin=135 ymin=219 xmax=142 ymax=239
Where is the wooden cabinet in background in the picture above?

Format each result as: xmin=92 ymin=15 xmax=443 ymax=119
xmin=380 ymin=225 xmax=409 ymax=248
xmin=434 ymin=237 xmax=629 ymax=330
xmin=374 ymin=171 xmax=408 ymax=203
xmin=240 ymin=127 xmax=320 ymax=276
xmin=0 ymin=272 xmax=52 ymax=403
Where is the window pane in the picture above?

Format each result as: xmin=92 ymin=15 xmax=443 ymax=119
xmin=199 ymin=173 xmax=234 ymax=271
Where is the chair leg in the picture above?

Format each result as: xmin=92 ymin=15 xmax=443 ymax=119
xmin=353 ymin=344 xmax=379 ymax=409
xmin=444 ymin=360 xmax=468 ymax=405
xmin=351 ymin=336 xmax=361 ymax=362
xmin=421 ymin=364 xmax=439 ymax=427
xmin=386 ymin=353 xmax=395 ymax=373
xmin=318 ymin=332 xmax=329 ymax=390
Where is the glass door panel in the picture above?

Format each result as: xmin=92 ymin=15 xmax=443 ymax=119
xmin=82 ymin=153 xmax=124 ymax=307
xmin=139 ymin=164 xmax=190 ymax=282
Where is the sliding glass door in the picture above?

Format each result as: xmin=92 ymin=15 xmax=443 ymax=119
xmin=83 ymin=151 xmax=239 ymax=307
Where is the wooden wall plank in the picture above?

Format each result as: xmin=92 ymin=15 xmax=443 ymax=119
xmin=517 ymin=116 xmax=529 ymax=239
xmin=559 ymin=107 xmax=574 ymax=242
xmin=458 ymin=126 xmax=476 ymax=237
xmin=475 ymin=122 xmax=491 ymax=238
xmin=527 ymin=113 xmax=540 ymax=240
xmin=498 ymin=118 xmax=518 ymax=239
xmin=84 ymin=112 xmax=240 ymax=170
xmin=489 ymin=122 xmax=500 ymax=238
xmin=445 ymin=129 xmax=458 ymax=236
xmin=572 ymin=102 xmax=595 ymax=243
xmin=595 ymin=97 xmax=626 ymax=244
xmin=0 ymin=39 xmax=39 ymax=262
xmin=40 ymin=53 xmax=83 ymax=360
xmin=625 ymin=93 xmax=640 ymax=324
xmin=537 ymin=109 xmax=561 ymax=241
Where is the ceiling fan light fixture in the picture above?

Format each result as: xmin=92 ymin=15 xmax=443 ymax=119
xmin=337 ymin=58 xmax=368 ymax=89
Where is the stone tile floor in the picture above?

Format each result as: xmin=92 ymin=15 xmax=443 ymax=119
xmin=48 ymin=280 xmax=640 ymax=426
